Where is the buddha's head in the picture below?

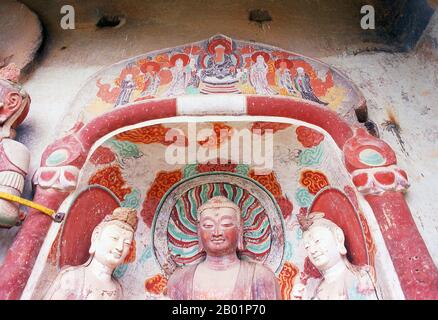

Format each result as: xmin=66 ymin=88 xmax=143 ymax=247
xmin=0 ymin=64 xmax=30 ymax=139
xmin=197 ymin=196 xmax=244 ymax=257
xmin=297 ymin=67 xmax=305 ymax=76
xmin=301 ymin=212 xmax=347 ymax=271
xmin=89 ymin=207 xmax=138 ymax=269
xmin=214 ymin=44 xmax=226 ymax=57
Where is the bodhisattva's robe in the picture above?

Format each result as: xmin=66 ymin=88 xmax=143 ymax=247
xmin=167 ymin=260 xmax=280 ymax=300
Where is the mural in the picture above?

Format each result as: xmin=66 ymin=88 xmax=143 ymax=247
xmin=30 ymin=120 xmax=379 ymax=300
xmin=63 ymin=35 xmax=365 ymax=126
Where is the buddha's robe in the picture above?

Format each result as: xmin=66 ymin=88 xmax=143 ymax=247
xmin=167 ymin=260 xmax=280 ymax=300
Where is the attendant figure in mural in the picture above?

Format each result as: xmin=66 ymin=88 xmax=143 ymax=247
xmin=199 ymin=36 xmax=240 ymax=94
xmin=292 ymin=212 xmax=378 ymax=300
xmin=115 ymin=74 xmax=136 ymax=107
xmin=0 ymin=64 xmax=30 ymax=228
xmin=186 ymin=57 xmax=200 ymax=94
xmin=163 ymin=53 xmax=190 ymax=97
xmin=167 ymin=196 xmax=280 ymax=300
xmin=138 ymin=61 xmax=161 ymax=99
xmin=249 ymin=52 xmax=276 ymax=95
xmin=43 ymin=207 xmax=138 ymax=300
xmin=294 ymin=67 xmax=328 ymax=105
xmin=275 ymin=59 xmax=297 ymax=96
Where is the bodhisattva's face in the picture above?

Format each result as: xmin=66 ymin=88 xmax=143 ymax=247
xmin=93 ymin=223 xmax=134 ymax=268
xmin=303 ymin=226 xmax=342 ymax=271
xmin=198 ymin=207 xmax=240 ymax=257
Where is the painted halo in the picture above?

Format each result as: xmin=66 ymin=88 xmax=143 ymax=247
xmin=152 ymin=173 xmax=286 ymax=276
xmin=170 ymin=53 xmax=190 ymax=67
xmin=251 ymin=51 xmax=271 ymax=63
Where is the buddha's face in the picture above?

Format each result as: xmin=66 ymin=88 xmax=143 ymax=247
xmin=214 ymin=45 xmax=226 ymax=56
xmin=198 ymin=207 xmax=240 ymax=257
xmin=303 ymin=226 xmax=342 ymax=271
xmin=93 ymin=222 xmax=134 ymax=268
xmin=279 ymin=61 xmax=287 ymax=70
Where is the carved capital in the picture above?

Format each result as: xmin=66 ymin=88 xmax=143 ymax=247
xmin=343 ymin=128 xmax=409 ymax=195
xmin=351 ymin=165 xmax=409 ymax=195
xmin=33 ymin=165 xmax=79 ymax=192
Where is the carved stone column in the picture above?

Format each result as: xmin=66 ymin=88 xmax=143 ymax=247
xmin=343 ymin=128 xmax=438 ymax=299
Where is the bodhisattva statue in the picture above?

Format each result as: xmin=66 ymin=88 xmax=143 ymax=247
xmin=44 ymin=207 xmax=138 ymax=300
xmin=292 ymin=212 xmax=378 ymax=300
xmin=0 ymin=64 xmax=31 ymax=228
xmin=167 ymin=196 xmax=280 ymax=300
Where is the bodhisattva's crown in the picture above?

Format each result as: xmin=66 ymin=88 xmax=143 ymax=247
xmin=103 ymin=207 xmax=138 ymax=231
xmin=297 ymin=211 xmax=325 ymax=231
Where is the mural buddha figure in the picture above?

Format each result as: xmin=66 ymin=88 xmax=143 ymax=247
xmin=167 ymin=196 xmax=280 ymax=300
xmin=293 ymin=212 xmax=378 ymax=300
xmin=44 ymin=207 xmax=138 ymax=300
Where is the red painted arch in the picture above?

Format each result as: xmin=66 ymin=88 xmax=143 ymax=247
xmin=0 ymin=95 xmax=436 ymax=300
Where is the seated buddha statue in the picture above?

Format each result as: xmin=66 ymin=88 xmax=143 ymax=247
xmin=293 ymin=212 xmax=378 ymax=300
xmin=167 ymin=196 xmax=280 ymax=300
xmin=44 ymin=207 xmax=138 ymax=300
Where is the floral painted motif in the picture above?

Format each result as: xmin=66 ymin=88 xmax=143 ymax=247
xmin=277 ymin=261 xmax=300 ymax=300
xmin=251 ymin=122 xmax=291 ymax=135
xmin=300 ymin=170 xmax=329 ymax=195
xmin=121 ymin=188 xmax=141 ymax=210
xmin=248 ymin=170 xmax=282 ymax=197
xmin=235 ymin=164 xmax=250 ymax=176
xmin=145 ymin=274 xmax=168 ymax=295
xmin=89 ymin=146 xmax=116 ymax=165
xmin=296 ymin=126 xmax=324 ymax=148
xmin=108 ymin=140 xmax=143 ymax=159
xmin=183 ymin=164 xmax=198 ymax=178
xmin=88 ymin=166 xmax=132 ymax=201
xmin=141 ymin=170 xmax=183 ymax=227
xmin=197 ymin=160 xmax=237 ymax=173
xmin=299 ymin=144 xmax=324 ymax=166
xmin=295 ymin=188 xmax=314 ymax=207
xmin=115 ymin=124 xmax=185 ymax=146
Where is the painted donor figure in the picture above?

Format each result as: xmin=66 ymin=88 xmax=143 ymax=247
xmin=167 ymin=196 xmax=280 ymax=300
xmin=293 ymin=213 xmax=378 ymax=300
xmin=44 ymin=207 xmax=138 ymax=300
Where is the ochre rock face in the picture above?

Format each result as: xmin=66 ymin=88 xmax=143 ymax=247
xmin=0 ymin=0 xmax=43 ymax=70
